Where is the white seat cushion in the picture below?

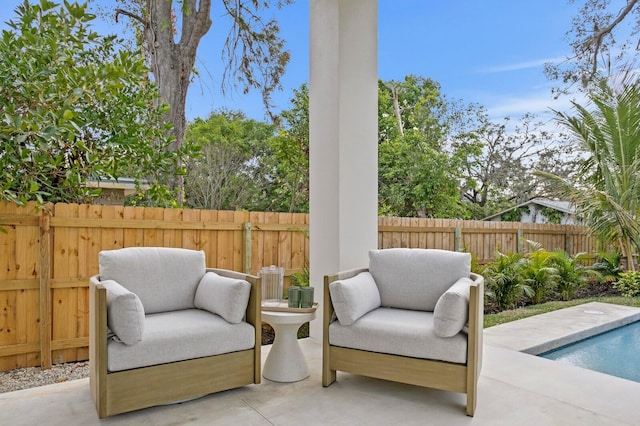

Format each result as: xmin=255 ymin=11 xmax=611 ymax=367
xmin=369 ymin=248 xmax=471 ymax=311
xmin=107 ymin=309 xmax=255 ymax=372
xmin=329 ymin=272 xmax=381 ymax=326
xmin=329 ymin=307 xmax=468 ymax=364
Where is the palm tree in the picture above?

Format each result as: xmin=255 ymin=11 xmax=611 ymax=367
xmin=537 ymin=77 xmax=640 ymax=271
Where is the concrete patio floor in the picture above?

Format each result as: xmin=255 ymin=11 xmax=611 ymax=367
xmin=2 ymin=302 xmax=640 ymax=425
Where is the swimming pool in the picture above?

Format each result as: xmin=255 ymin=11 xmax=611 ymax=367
xmin=540 ymin=321 xmax=640 ymax=383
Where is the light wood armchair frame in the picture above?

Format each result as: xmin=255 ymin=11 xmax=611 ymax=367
xmin=89 ymin=268 xmax=261 ymax=419
xmin=322 ymin=268 xmax=483 ymax=416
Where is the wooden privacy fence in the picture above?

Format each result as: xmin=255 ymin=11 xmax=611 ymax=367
xmin=378 ymin=217 xmax=595 ymax=264
xmin=0 ymin=202 xmax=309 ymax=371
xmin=0 ymin=202 xmax=593 ymax=371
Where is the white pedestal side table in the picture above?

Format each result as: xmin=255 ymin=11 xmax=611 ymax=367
xmin=262 ymin=309 xmax=316 ymax=382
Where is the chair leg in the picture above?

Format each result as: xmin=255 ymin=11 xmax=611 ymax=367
xmin=322 ymin=367 xmax=336 ymax=387
xmin=466 ymin=379 xmax=477 ymax=416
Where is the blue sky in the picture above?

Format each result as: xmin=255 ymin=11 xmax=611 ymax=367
xmin=1 ymin=0 xmax=579 ymax=124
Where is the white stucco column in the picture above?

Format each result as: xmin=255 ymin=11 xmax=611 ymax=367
xmin=309 ymin=0 xmax=378 ymax=339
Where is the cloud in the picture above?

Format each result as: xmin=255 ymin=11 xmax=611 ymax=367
xmin=479 ymin=56 xmax=566 ymax=74
xmin=486 ymin=90 xmax=587 ymax=120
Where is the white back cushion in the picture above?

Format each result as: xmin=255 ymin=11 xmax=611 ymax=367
xmin=99 ymin=247 xmax=206 ymax=314
xmin=369 ymin=248 xmax=471 ymax=311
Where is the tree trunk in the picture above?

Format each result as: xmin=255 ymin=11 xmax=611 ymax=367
xmin=391 ymin=86 xmax=404 ymax=137
xmin=147 ymin=0 xmax=212 ymax=203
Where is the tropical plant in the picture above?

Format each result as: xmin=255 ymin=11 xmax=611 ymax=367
xmin=614 ymin=271 xmax=640 ymax=298
xmin=550 ymin=250 xmax=598 ymax=301
xmin=592 ymin=249 xmax=622 ymax=285
xmin=483 ymin=251 xmax=530 ymax=311
xmin=536 ymin=77 xmax=640 ymax=271
xmin=521 ymin=241 xmax=559 ymax=304
xmin=290 ymin=265 xmax=310 ymax=288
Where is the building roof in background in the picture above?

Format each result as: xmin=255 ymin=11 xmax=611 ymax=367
xmin=482 ymin=198 xmax=575 ymax=221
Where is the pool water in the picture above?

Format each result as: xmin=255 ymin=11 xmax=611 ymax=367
xmin=540 ymin=321 xmax=640 ymax=383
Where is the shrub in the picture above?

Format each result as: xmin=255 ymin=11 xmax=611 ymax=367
xmin=550 ymin=250 xmax=598 ymax=301
xmin=614 ymin=271 xmax=640 ymax=297
xmin=521 ymin=241 xmax=559 ymax=304
xmin=484 ymin=251 xmax=529 ymax=311
xmin=592 ymin=249 xmax=622 ymax=285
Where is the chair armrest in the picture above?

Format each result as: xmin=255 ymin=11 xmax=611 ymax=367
xmin=206 ymin=268 xmax=261 ymax=384
xmin=467 ymin=273 xmax=484 ymax=373
xmin=89 ymin=275 xmax=108 ymax=415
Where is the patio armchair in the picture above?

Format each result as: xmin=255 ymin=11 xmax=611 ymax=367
xmin=322 ymin=248 xmax=483 ymax=416
xmin=89 ymin=247 xmax=261 ymax=418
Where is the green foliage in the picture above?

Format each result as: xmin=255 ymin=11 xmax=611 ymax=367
xmin=592 ymin=249 xmax=622 ymax=285
xmin=539 ymin=206 xmax=564 ymax=225
xmin=482 ymin=242 xmax=624 ymax=311
xmin=501 ymin=206 xmax=530 ymax=222
xmin=537 ymin=77 xmax=640 ymax=271
xmin=183 ymin=110 xmax=275 ymax=211
xmin=0 ymin=0 xmax=184 ymax=206
xmin=455 ymin=112 xmax=578 ymax=219
xmin=549 ymin=250 xmax=598 ymax=301
xmin=377 ymin=76 xmax=471 ymax=218
xmin=614 ymin=271 xmax=640 ymax=298
xmin=483 ymin=251 xmax=528 ymax=311
xmin=290 ymin=265 xmax=310 ymax=288
xmin=521 ymin=240 xmax=559 ymax=304
xmin=266 ymin=84 xmax=309 ymax=213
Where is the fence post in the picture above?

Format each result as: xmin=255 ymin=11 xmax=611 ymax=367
xmin=565 ymin=232 xmax=573 ymax=255
xmin=454 ymin=227 xmax=462 ymax=251
xmin=516 ymin=228 xmax=523 ymax=253
xmin=38 ymin=205 xmax=52 ymax=369
xmin=243 ymin=222 xmax=252 ymax=274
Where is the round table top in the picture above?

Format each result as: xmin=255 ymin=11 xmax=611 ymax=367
xmin=261 ymin=310 xmax=316 ymax=324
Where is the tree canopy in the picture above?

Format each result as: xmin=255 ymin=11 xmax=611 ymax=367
xmin=105 ymin=0 xmax=292 ymax=202
xmin=0 ymin=0 xmax=186 ymax=206
xmin=547 ymin=0 xmax=640 ymax=93
xmin=183 ymin=109 xmax=275 ymax=211
xmin=377 ymin=76 xmax=471 ymax=218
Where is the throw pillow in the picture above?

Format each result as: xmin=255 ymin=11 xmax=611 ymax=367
xmin=433 ymin=277 xmax=472 ymax=337
xmin=329 ymin=272 xmax=381 ymax=325
xmin=194 ymin=271 xmax=251 ymax=324
xmin=102 ymin=280 xmax=145 ymax=345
